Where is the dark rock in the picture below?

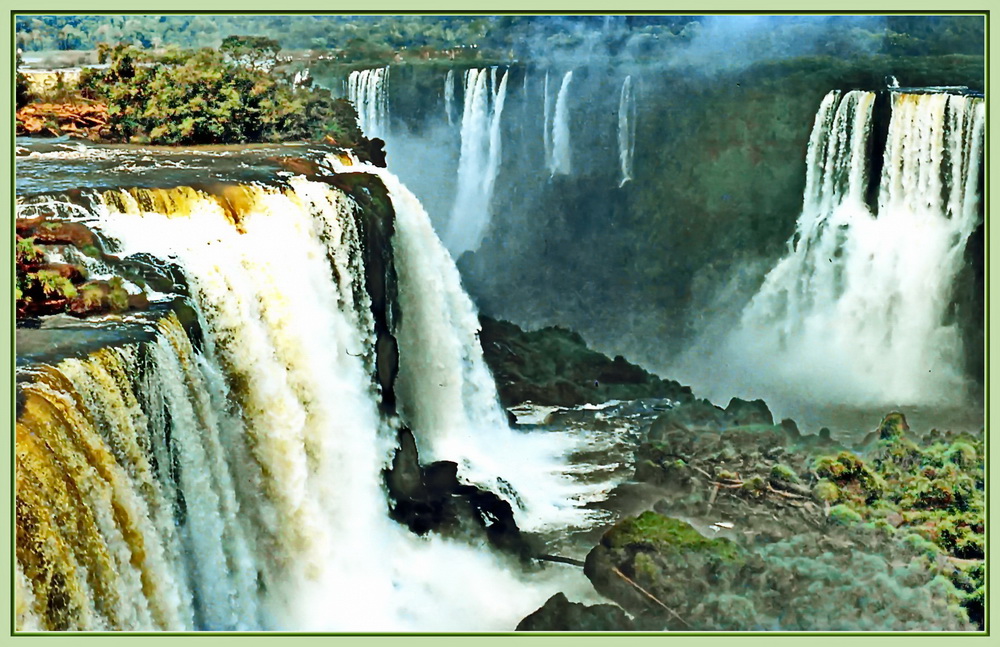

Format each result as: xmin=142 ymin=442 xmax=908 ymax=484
xmin=386 ymin=428 xmax=426 ymax=501
xmin=724 ymin=397 xmax=774 ymax=426
xmin=478 ymin=315 xmax=694 ymax=408
xmin=516 ymin=593 xmax=634 ymax=631
xmin=780 ymin=417 xmax=801 ymax=439
xmin=383 ymin=428 xmax=537 ymax=561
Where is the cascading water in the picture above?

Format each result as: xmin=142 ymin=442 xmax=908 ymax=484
xmin=16 ymin=164 xmax=608 ymax=631
xmin=444 ymin=68 xmax=455 ymax=125
xmin=347 ymin=67 xmax=390 ymax=139
xmin=549 ymin=71 xmax=574 ymax=176
xmin=698 ymin=90 xmax=984 ymax=408
xmin=542 ymin=72 xmax=553 ymax=169
xmin=617 ymin=75 xmax=637 ymax=187
xmin=442 ymin=67 xmax=509 ymax=257
xmin=326 ymin=155 xmax=606 ymax=533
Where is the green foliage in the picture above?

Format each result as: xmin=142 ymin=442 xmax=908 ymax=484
xmin=814 ymin=451 xmax=884 ymax=504
xmin=813 ymin=479 xmax=841 ymax=503
xmin=828 ymin=504 xmax=863 ymax=525
xmin=32 ymin=270 xmax=78 ymax=299
xmin=770 ymin=463 xmax=799 ymax=483
xmin=16 ymin=236 xmax=43 ymax=264
xmin=108 ymin=276 xmax=129 ymax=311
xmin=220 ymin=34 xmax=280 ymax=70
xmin=84 ymin=42 xmax=361 ymax=145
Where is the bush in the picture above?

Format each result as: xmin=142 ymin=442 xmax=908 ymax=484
xmin=85 ymin=41 xmax=362 ymax=145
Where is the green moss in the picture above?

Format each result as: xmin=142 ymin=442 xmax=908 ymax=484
xmin=740 ymin=475 xmax=767 ymax=498
xmin=770 ymin=463 xmax=799 ymax=483
xmin=813 ymin=479 xmax=841 ymax=503
xmin=828 ymin=504 xmax=863 ymax=526
xmin=605 ymin=511 xmax=743 ymax=563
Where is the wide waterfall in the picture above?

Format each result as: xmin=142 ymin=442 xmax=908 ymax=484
xmin=548 ymin=71 xmax=574 ymax=176
xmin=698 ymin=90 xmax=985 ymax=408
xmin=348 ymin=67 xmax=390 ymax=139
xmin=617 ymin=75 xmax=637 ymax=187
xmin=442 ymin=67 xmax=509 ymax=256
xmin=15 ymin=165 xmax=603 ymax=631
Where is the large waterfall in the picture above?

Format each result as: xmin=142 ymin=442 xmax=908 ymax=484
xmin=704 ymin=90 xmax=985 ymax=408
xmin=15 ymin=167 xmax=603 ymax=631
xmin=347 ymin=67 xmax=390 ymax=139
xmin=442 ymin=67 xmax=509 ymax=257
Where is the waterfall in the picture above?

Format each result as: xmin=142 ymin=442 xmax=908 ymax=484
xmin=617 ymin=75 xmax=637 ymax=187
xmin=444 ymin=68 xmax=455 ymax=125
xmin=549 ymin=71 xmax=574 ymax=176
xmin=542 ymin=72 xmax=553 ymax=169
xmin=17 ymin=169 xmax=601 ymax=631
xmin=719 ymin=90 xmax=984 ymax=407
xmin=442 ymin=67 xmax=510 ymax=257
xmin=326 ymin=155 xmax=607 ymax=533
xmin=347 ymin=67 xmax=389 ymax=139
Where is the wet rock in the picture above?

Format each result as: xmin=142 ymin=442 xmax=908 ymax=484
xmin=516 ymin=593 xmax=634 ymax=631
xmin=584 ymin=512 xmax=746 ymax=629
xmin=724 ymin=397 xmax=774 ymax=426
xmin=384 ymin=428 xmax=537 ymax=561
xmin=478 ymin=316 xmax=694 ymax=408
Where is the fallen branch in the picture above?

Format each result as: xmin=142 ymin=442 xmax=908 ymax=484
xmin=611 ymin=566 xmax=691 ymax=629
xmin=536 ymin=554 xmax=585 ymax=568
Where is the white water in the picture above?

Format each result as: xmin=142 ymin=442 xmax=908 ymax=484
xmin=682 ymin=90 xmax=984 ymax=409
xmin=348 ymin=67 xmax=390 ymax=139
xmin=444 ymin=68 xmax=455 ymax=125
xmin=327 ymin=155 xmax=612 ymax=533
xmin=443 ymin=67 xmax=510 ymax=256
xmin=542 ymin=72 xmax=553 ymax=169
xmin=548 ymin=71 xmax=574 ymax=176
xmin=617 ymin=75 xmax=637 ymax=187
xmin=18 ymin=168 xmax=613 ymax=630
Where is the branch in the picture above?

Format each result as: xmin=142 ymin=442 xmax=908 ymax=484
xmin=611 ymin=566 xmax=692 ymax=629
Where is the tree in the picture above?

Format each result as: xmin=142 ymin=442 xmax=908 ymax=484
xmin=220 ymin=35 xmax=281 ymax=71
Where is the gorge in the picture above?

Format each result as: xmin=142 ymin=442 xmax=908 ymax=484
xmin=13 ymin=14 xmax=987 ymax=634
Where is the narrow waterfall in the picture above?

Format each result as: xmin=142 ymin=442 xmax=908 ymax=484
xmin=549 ymin=71 xmax=574 ymax=176
xmin=347 ymin=67 xmax=390 ymax=139
xmin=17 ymin=169 xmax=600 ymax=631
xmin=444 ymin=68 xmax=455 ymax=125
xmin=542 ymin=71 xmax=552 ymax=168
xmin=443 ymin=67 xmax=510 ymax=257
xmin=617 ymin=75 xmax=637 ymax=187
xmin=720 ymin=90 xmax=984 ymax=406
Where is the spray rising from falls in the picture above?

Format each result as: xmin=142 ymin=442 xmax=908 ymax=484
xmin=442 ymin=67 xmax=509 ymax=257
xmin=548 ymin=71 xmax=574 ymax=176
xmin=617 ymin=75 xmax=637 ymax=187
xmin=348 ymin=67 xmax=390 ymax=139
xmin=17 ymin=167 xmax=605 ymax=631
xmin=713 ymin=90 xmax=984 ymax=407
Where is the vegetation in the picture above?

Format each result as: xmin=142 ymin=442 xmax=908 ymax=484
xmin=629 ymin=404 xmax=985 ymax=630
xmin=76 ymin=42 xmax=362 ymax=145
xmin=15 ymin=15 xmax=985 ymax=64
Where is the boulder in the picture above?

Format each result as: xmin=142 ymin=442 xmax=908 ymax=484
xmin=516 ymin=593 xmax=634 ymax=631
